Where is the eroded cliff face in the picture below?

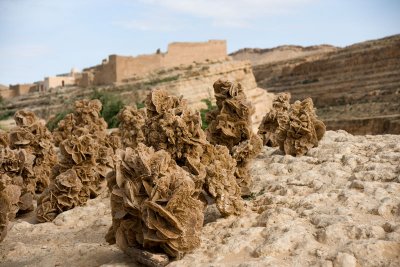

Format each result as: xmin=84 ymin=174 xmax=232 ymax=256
xmin=231 ymin=35 xmax=400 ymax=135
xmin=0 ymin=59 xmax=273 ymax=131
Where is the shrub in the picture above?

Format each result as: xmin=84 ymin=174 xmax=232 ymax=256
xmin=0 ymin=110 xmax=14 ymax=120
xmin=91 ymin=89 xmax=125 ymax=128
xmin=46 ymin=109 xmax=71 ymax=131
xmin=144 ymin=75 xmax=180 ymax=86
xmin=136 ymin=102 xmax=145 ymax=109
xmin=200 ymin=98 xmax=215 ymax=130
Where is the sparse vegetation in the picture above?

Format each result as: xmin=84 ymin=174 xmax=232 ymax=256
xmin=301 ymin=78 xmax=319 ymax=84
xmin=144 ymin=74 xmax=180 ymax=86
xmin=136 ymin=102 xmax=145 ymax=109
xmin=90 ymin=89 xmax=125 ymax=128
xmin=200 ymin=98 xmax=216 ymax=130
xmin=46 ymin=109 xmax=71 ymax=131
xmin=0 ymin=110 xmax=14 ymax=121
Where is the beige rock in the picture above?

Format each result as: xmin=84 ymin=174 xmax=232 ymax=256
xmin=334 ymin=252 xmax=357 ymax=267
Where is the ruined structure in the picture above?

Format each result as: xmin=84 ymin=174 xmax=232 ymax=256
xmin=82 ymin=40 xmax=227 ymax=86
xmin=43 ymin=68 xmax=80 ymax=91
xmin=1 ymin=46 xmax=273 ymax=131
xmin=0 ymin=68 xmax=80 ymax=99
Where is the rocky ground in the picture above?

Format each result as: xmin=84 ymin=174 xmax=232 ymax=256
xmin=0 ymin=130 xmax=399 ymax=267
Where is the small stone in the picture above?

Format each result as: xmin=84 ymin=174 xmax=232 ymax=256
xmin=334 ymin=252 xmax=357 ymax=267
xmin=382 ymin=222 xmax=394 ymax=233
xmin=349 ymin=180 xmax=364 ymax=190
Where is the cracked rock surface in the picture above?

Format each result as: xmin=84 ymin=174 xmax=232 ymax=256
xmin=0 ymin=131 xmax=399 ymax=266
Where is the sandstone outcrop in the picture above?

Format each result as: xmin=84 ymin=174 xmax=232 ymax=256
xmin=232 ymin=34 xmax=400 ymax=134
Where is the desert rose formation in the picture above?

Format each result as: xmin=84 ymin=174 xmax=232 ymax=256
xmin=0 ymin=79 xmax=332 ymax=267
xmin=106 ymin=87 xmax=248 ymax=259
xmin=0 ymin=111 xmax=57 ymax=241
xmin=258 ymin=93 xmax=326 ymax=156
xmin=206 ymin=79 xmax=263 ymax=195
xmin=36 ymin=100 xmax=114 ymax=222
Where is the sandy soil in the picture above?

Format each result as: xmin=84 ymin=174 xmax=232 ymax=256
xmin=1 ymin=130 xmax=399 ymax=267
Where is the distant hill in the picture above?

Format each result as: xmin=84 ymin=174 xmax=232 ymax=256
xmin=230 ymin=44 xmax=338 ymax=66
xmin=231 ymin=35 xmax=400 ymax=135
xmin=0 ymin=84 xmax=8 ymax=90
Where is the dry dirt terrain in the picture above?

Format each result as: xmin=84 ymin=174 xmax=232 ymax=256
xmin=0 ymin=130 xmax=399 ymax=267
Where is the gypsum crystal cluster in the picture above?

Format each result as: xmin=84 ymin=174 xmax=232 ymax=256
xmin=0 ymin=141 xmax=36 ymax=242
xmin=37 ymin=100 xmax=114 ymax=222
xmin=258 ymin=93 xmax=326 ymax=156
xmin=36 ymin=134 xmax=114 ymax=222
xmin=52 ymin=99 xmax=108 ymax=146
xmin=107 ymin=89 xmax=244 ymax=258
xmin=117 ymin=106 xmax=146 ymax=149
xmin=0 ymin=174 xmax=21 ymax=242
xmin=9 ymin=110 xmax=57 ymax=193
xmin=107 ymin=144 xmax=204 ymax=258
xmin=205 ymin=79 xmax=263 ymax=195
xmin=143 ymin=89 xmax=243 ymax=215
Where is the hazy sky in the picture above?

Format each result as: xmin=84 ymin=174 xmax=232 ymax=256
xmin=0 ymin=0 xmax=399 ymax=85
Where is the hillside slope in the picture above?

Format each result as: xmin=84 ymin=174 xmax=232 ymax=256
xmin=0 ymin=59 xmax=273 ymax=130
xmin=231 ymin=35 xmax=400 ymax=134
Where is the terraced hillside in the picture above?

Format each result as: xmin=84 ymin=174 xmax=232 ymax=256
xmin=0 ymin=59 xmax=273 ymax=130
xmin=231 ymin=35 xmax=400 ymax=134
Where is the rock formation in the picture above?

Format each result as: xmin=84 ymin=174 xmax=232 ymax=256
xmin=258 ymin=93 xmax=325 ymax=156
xmin=0 ymin=145 xmax=36 ymax=242
xmin=52 ymin=99 xmax=108 ymax=146
xmin=107 ymin=144 xmax=204 ymax=259
xmin=232 ymin=34 xmax=400 ymax=134
xmin=107 ymin=89 xmax=244 ymax=259
xmin=0 ymin=174 xmax=21 ymax=242
xmin=0 ymin=110 xmax=58 ymax=242
xmin=117 ymin=106 xmax=146 ymax=149
xmin=142 ymin=89 xmax=243 ymax=216
xmin=36 ymin=100 xmax=113 ymax=222
xmin=206 ymin=79 xmax=262 ymax=195
xmin=36 ymin=134 xmax=114 ymax=222
xmin=9 ymin=110 xmax=57 ymax=193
